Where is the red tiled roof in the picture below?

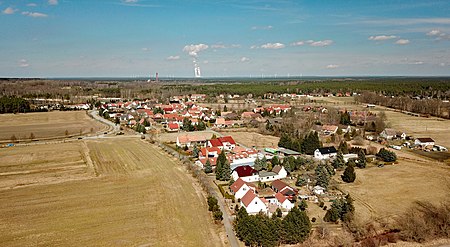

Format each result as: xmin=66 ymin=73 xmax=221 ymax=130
xmin=230 ymin=178 xmax=246 ymax=193
xmin=198 ymin=157 xmax=217 ymax=166
xmin=209 ymin=138 xmax=223 ymax=147
xmin=272 ymin=165 xmax=283 ymax=174
xmin=168 ymin=123 xmax=179 ymax=130
xmin=200 ymin=147 xmax=222 ymax=157
xmin=218 ymin=136 xmax=236 ymax=145
xmin=233 ymin=165 xmax=258 ymax=177
xmin=275 ymin=192 xmax=287 ymax=203
xmin=241 ymin=190 xmax=257 ymax=207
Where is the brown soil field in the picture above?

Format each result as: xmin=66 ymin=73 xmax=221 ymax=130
xmin=217 ymin=130 xmax=280 ymax=148
xmin=338 ymin=158 xmax=450 ymax=225
xmin=0 ymin=111 xmax=108 ymax=142
xmin=0 ymin=138 xmax=223 ymax=246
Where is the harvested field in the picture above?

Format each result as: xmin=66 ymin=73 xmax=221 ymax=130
xmin=0 ymin=142 xmax=93 ymax=190
xmin=338 ymin=158 xmax=450 ymax=224
xmin=0 ymin=111 xmax=108 ymax=142
xmin=384 ymin=110 xmax=450 ymax=148
xmin=0 ymin=138 xmax=223 ymax=246
xmin=218 ymin=130 xmax=280 ymax=148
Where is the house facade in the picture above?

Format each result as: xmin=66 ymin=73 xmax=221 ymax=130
xmin=241 ymin=190 xmax=267 ymax=214
xmin=314 ymin=147 xmax=338 ymax=160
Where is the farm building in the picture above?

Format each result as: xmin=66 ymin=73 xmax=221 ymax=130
xmin=415 ymin=138 xmax=435 ymax=148
xmin=230 ymin=178 xmax=257 ymax=200
xmin=241 ymin=190 xmax=267 ymax=214
xmin=314 ymin=146 xmax=338 ymax=160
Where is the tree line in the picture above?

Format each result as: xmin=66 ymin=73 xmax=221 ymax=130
xmin=234 ymin=206 xmax=311 ymax=247
xmin=0 ymin=96 xmax=31 ymax=113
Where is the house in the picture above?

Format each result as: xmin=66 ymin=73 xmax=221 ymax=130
xmin=271 ymin=179 xmax=298 ymax=200
xmin=343 ymin=153 xmax=358 ymax=163
xmin=167 ymin=122 xmax=180 ymax=132
xmin=207 ymin=136 xmax=236 ymax=151
xmin=275 ymin=192 xmax=295 ymax=210
xmin=230 ymin=178 xmax=256 ymax=200
xmin=241 ymin=190 xmax=267 ymax=214
xmin=415 ymin=138 xmax=435 ymax=148
xmin=321 ymin=125 xmax=339 ymax=135
xmin=272 ymin=165 xmax=287 ymax=179
xmin=380 ymin=128 xmax=397 ymax=140
xmin=176 ymin=135 xmax=208 ymax=148
xmin=195 ymin=157 xmax=217 ymax=168
xmin=199 ymin=147 xmax=222 ymax=158
xmin=314 ymin=146 xmax=338 ymax=160
xmin=313 ymin=185 xmax=325 ymax=195
xmin=258 ymin=171 xmax=279 ymax=182
xmin=232 ymin=165 xmax=259 ymax=182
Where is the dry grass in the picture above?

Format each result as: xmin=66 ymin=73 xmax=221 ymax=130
xmin=0 ymin=111 xmax=107 ymax=142
xmin=0 ymin=138 xmax=223 ymax=246
xmin=338 ymin=158 xmax=450 ymax=225
xmin=218 ymin=130 xmax=280 ymax=148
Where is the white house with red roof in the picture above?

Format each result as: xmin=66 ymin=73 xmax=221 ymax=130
xmin=176 ymin=135 xmax=208 ymax=148
xmin=232 ymin=165 xmax=259 ymax=182
xmin=275 ymin=192 xmax=295 ymax=210
xmin=241 ymin=190 xmax=267 ymax=214
xmin=230 ymin=178 xmax=256 ymax=200
xmin=199 ymin=147 xmax=222 ymax=158
xmin=195 ymin=157 xmax=217 ymax=168
xmin=166 ymin=122 xmax=180 ymax=132
xmin=271 ymin=179 xmax=298 ymax=200
xmin=207 ymin=136 xmax=236 ymax=151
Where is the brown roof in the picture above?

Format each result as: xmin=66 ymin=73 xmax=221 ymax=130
xmin=241 ymin=190 xmax=257 ymax=207
xmin=271 ymin=179 xmax=289 ymax=191
xmin=272 ymin=165 xmax=283 ymax=174
xmin=416 ymin=137 xmax=435 ymax=143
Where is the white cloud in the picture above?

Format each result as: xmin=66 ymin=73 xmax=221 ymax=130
xmin=291 ymin=41 xmax=305 ymax=46
xmin=412 ymin=61 xmax=424 ymax=65
xmin=141 ymin=47 xmax=150 ymax=51
xmin=183 ymin=44 xmax=208 ymax=57
xmin=260 ymin=42 xmax=285 ymax=49
xmin=426 ymin=29 xmax=449 ymax=40
xmin=427 ymin=30 xmax=442 ymax=36
xmin=27 ymin=3 xmax=37 ymax=7
xmin=251 ymin=25 xmax=273 ymax=30
xmin=250 ymin=45 xmax=258 ymax=49
xmin=307 ymin=40 xmax=333 ymax=47
xmin=211 ymin=44 xmax=226 ymax=49
xmin=326 ymin=64 xmax=339 ymax=69
xmin=230 ymin=44 xmax=241 ymax=48
xmin=2 ymin=7 xmax=16 ymax=14
xmin=19 ymin=59 xmax=29 ymax=68
xmin=395 ymin=39 xmax=410 ymax=45
xmin=368 ymin=35 xmax=397 ymax=41
xmin=240 ymin=57 xmax=250 ymax=62
xmin=123 ymin=0 xmax=138 ymax=3
xmin=22 ymin=11 xmax=48 ymax=17
xmin=167 ymin=55 xmax=180 ymax=60
xmin=48 ymin=0 xmax=58 ymax=5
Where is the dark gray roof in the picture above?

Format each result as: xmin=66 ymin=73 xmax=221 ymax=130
xmin=317 ymin=146 xmax=337 ymax=155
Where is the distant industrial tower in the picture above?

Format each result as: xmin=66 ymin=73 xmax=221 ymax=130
xmin=155 ymin=72 xmax=159 ymax=82
xmin=194 ymin=64 xmax=201 ymax=78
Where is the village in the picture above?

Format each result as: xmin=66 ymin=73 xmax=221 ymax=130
xmin=93 ymin=91 xmax=448 ymax=220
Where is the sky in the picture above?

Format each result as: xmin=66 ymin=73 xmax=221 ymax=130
xmin=1 ymin=0 xmax=450 ymax=78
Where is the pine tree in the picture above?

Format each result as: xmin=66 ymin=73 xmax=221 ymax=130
xmin=282 ymin=207 xmax=311 ymax=244
xmin=222 ymin=160 xmax=231 ymax=181
xmin=332 ymin=151 xmax=345 ymax=169
xmin=342 ymin=160 xmax=356 ymax=183
xmin=192 ymin=145 xmax=199 ymax=158
xmin=204 ymin=159 xmax=213 ymax=173
xmin=271 ymin=156 xmax=279 ymax=167
xmin=253 ymin=157 xmax=262 ymax=171
xmin=295 ymin=176 xmax=306 ymax=187
xmin=338 ymin=141 xmax=349 ymax=154
xmin=315 ymin=164 xmax=330 ymax=189
xmin=357 ymin=149 xmax=366 ymax=168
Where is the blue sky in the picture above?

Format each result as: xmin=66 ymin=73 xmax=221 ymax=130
xmin=1 ymin=0 xmax=450 ymax=77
